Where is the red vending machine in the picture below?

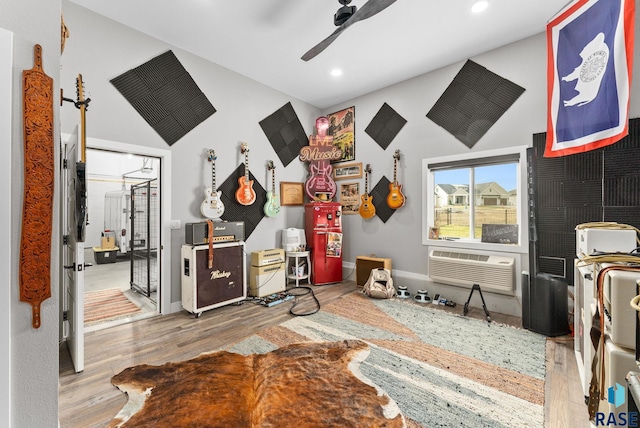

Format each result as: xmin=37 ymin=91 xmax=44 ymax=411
xmin=305 ymin=202 xmax=343 ymax=285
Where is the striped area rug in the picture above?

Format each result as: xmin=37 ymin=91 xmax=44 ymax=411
xmin=84 ymin=288 xmax=141 ymax=325
xmin=226 ymin=292 xmax=546 ymax=428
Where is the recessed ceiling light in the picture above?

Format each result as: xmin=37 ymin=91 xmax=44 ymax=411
xmin=471 ymin=0 xmax=489 ymax=13
xmin=330 ymin=68 xmax=343 ymax=77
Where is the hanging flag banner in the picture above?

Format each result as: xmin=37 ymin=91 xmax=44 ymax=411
xmin=544 ymin=0 xmax=635 ymax=157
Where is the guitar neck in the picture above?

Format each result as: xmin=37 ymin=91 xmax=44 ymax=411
xmin=211 ymin=161 xmax=216 ymax=191
xmin=393 ymin=158 xmax=397 ymax=183
xmin=244 ymin=154 xmax=250 ymax=182
xmin=271 ymin=169 xmax=275 ymax=192
xmin=80 ymin=107 xmax=87 ymax=163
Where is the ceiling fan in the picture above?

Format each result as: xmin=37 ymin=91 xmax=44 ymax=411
xmin=301 ymin=0 xmax=397 ymax=61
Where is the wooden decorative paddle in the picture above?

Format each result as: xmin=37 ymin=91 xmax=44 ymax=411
xmin=20 ymin=44 xmax=54 ymax=328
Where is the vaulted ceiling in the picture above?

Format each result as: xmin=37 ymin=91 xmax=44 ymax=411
xmin=69 ymin=0 xmax=569 ymax=109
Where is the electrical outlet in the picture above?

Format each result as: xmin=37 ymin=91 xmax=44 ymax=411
xmin=170 ymin=219 xmax=181 ymax=230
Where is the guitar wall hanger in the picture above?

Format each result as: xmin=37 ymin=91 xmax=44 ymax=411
xmin=61 ymin=88 xmax=91 ymax=110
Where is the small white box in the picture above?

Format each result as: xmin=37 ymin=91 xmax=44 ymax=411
xmin=576 ymin=228 xmax=636 ymax=257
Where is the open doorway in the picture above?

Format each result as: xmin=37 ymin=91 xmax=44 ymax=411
xmin=83 ymin=148 xmax=160 ymax=332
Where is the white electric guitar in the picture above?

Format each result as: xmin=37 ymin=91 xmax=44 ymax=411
xmin=200 ymin=149 xmax=225 ymax=219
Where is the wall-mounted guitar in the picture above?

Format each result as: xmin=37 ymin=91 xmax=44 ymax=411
xmin=235 ymin=142 xmax=256 ymax=205
xmin=62 ymin=74 xmax=91 ymax=242
xmin=359 ymin=164 xmax=376 ymax=219
xmin=200 ymin=149 xmax=225 ymax=220
xmin=264 ymin=160 xmax=280 ymax=217
xmin=386 ymin=149 xmax=406 ymax=209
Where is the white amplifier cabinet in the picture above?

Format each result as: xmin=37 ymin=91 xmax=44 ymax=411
xmin=181 ymin=242 xmax=246 ymax=317
xmin=603 ymin=338 xmax=637 ymax=417
xmin=249 ymin=263 xmax=286 ymax=297
xmin=576 ymin=227 xmax=636 ymax=257
xmin=603 ymin=268 xmax=640 ymax=350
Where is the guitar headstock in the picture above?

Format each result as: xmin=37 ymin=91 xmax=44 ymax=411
xmin=394 ymin=149 xmax=401 ymax=160
xmin=240 ymin=142 xmax=249 ymax=154
xmin=267 ymin=160 xmax=275 ymax=170
xmin=365 ymin=164 xmax=372 ymax=174
xmin=207 ymin=149 xmax=216 ymax=162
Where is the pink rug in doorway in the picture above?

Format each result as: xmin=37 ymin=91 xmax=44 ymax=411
xmin=84 ymin=288 xmax=141 ymax=325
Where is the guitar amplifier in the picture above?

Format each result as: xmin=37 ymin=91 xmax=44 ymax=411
xmin=185 ymin=221 xmax=245 ymax=244
xmin=356 ymin=256 xmax=392 ymax=286
xmin=249 ymin=263 xmax=286 ymax=297
xmin=181 ymin=242 xmax=246 ymax=316
xmin=251 ymin=249 xmax=285 ymax=267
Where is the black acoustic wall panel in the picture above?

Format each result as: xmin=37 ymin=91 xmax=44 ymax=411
xmin=365 ymin=103 xmax=407 ymax=149
xmin=370 ymin=176 xmax=395 ymax=223
xmin=532 ymin=118 xmax=640 ymax=286
xmin=110 ymin=50 xmax=216 ymax=146
xmin=218 ymin=164 xmax=266 ymax=240
xmin=427 ymin=60 xmax=525 ymax=148
xmin=259 ymin=102 xmax=309 ymax=167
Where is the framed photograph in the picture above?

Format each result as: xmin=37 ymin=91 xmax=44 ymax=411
xmin=332 ymin=162 xmax=362 ymax=181
xmin=280 ymin=182 xmax=304 ymax=206
xmin=339 ymin=182 xmax=360 ymax=215
xmin=429 ymin=227 xmax=440 ymax=240
xmin=327 ymin=106 xmax=355 ymax=163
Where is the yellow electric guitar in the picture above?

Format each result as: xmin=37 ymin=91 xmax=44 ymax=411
xmin=235 ymin=142 xmax=256 ymax=206
xmin=359 ymin=164 xmax=376 ymax=219
xmin=386 ymin=149 xmax=406 ymax=209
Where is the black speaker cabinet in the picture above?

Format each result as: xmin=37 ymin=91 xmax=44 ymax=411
xmin=522 ymin=272 xmax=570 ymax=337
xmin=356 ymin=256 xmax=392 ymax=286
xmin=181 ymin=242 xmax=246 ymax=317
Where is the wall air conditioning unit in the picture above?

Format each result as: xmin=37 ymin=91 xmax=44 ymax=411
xmin=428 ymin=250 xmax=515 ymax=295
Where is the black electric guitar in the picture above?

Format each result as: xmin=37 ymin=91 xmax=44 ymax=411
xmin=200 ymin=149 xmax=225 ymax=219
xmin=75 ymin=74 xmax=90 ymax=242
xmin=359 ymin=164 xmax=375 ymax=219
xmin=263 ymin=160 xmax=280 ymax=217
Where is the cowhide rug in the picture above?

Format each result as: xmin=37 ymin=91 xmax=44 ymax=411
xmin=109 ymin=340 xmax=405 ymax=427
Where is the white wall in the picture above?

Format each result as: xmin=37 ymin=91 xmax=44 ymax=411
xmin=60 ymin=1 xmax=322 ymax=305
xmin=3 ymin=1 xmax=639 ymax=425
xmin=0 ymin=27 xmax=13 ymax=428
xmin=61 ymin=1 xmax=640 ymax=316
xmin=321 ymin=13 xmax=640 ymax=314
xmin=0 ymin=0 xmax=61 ymax=427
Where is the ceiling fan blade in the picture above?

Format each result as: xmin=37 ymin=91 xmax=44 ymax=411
xmin=301 ymin=0 xmax=397 ymax=61
xmin=301 ymin=26 xmax=347 ymax=61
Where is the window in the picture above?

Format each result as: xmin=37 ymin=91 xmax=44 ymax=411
xmin=423 ymin=146 xmax=527 ymax=250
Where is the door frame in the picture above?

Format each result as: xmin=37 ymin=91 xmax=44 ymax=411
xmin=61 ymin=134 xmax=172 ymax=316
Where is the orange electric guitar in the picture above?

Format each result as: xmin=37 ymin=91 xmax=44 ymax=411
xmin=386 ymin=149 xmax=406 ymax=209
xmin=359 ymin=164 xmax=376 ymax=219
xmin=235 ymin=142 xmax=257 ymax=205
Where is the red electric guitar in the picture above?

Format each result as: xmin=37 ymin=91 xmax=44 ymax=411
xmin=235 ymin=142 xmax=256 ymax=205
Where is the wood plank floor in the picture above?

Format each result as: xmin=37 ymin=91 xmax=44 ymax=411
xmin=59 ymin=281 xmax=590 ymax=427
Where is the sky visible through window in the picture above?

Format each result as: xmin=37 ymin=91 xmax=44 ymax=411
xmin=434 ymin=163 xmax=517 ymax=192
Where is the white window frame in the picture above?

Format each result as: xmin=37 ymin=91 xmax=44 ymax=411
xmin=422 ymin=145 xmax=529 ymax=254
